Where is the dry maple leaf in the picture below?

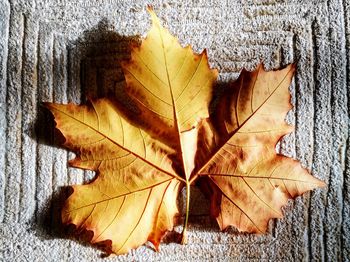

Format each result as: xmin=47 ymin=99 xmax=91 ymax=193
xmin=44 ymin=7 xmax=325 ymax=255
xmin=194 ymin=64 xmax=326 ymax=233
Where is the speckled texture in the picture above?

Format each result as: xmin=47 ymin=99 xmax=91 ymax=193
xmin=0 ymin=0 xmax=349 ymax=261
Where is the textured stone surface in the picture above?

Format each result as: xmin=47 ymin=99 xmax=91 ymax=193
xmin=0 ymin=0 xmax=349 ymax=261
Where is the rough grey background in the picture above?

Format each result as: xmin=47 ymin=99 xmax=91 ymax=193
xmin=0 ymin=0 xmax=349 ymax=261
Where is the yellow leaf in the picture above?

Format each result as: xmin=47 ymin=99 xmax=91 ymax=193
xmin=122 ymin=6 xmax=218 ymax=134
xmin=194 ymin=64 xmax=326 ymax=233
xmin=45 ymin=6 xmax=217 ymax=255
xmin=45 ymin=99 xmax=181 ymax=254
xmin=44 ymin=7 xmax=326 ymax=256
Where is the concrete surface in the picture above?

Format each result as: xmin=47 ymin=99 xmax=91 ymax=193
xmin=0 ymin=0 xmax=349 ymax=261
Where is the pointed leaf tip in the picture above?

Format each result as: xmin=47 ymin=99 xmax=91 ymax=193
xmin=147 ymin=5 xmax=161 ymax=26
xmin=147 ymin=5 xmax=153 ymax=12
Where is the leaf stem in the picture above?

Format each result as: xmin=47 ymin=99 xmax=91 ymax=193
xmin=181 ymin=181 xmax=190 ymax=244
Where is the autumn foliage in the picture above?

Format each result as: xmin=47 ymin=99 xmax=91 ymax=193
xmin=45 ymin=7 xmax=325 ymax=255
